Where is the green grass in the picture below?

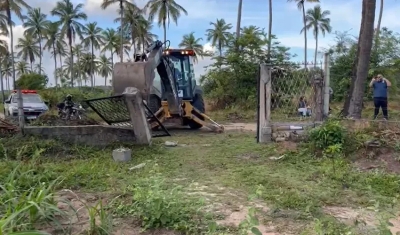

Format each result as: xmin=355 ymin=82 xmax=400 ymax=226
xmin=0 ymin=130 xmax=399 ymax=234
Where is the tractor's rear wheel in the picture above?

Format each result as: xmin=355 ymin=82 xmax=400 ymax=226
xmin=188 ymin=93 xmax=205 ymax=130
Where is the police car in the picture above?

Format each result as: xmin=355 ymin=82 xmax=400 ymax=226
xmin=4 ymin=90 xmax=49 ymax=120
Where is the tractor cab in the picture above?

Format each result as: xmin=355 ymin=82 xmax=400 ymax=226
xmin=153 ymin=49 xmax=197 ymax=101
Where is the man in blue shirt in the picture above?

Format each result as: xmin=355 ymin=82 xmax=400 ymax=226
xmin=369 ymin=74 xmax=391 ymax=120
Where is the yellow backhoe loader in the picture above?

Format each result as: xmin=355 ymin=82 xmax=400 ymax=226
xmin=110 ymin=40 xmax=223 ymax=133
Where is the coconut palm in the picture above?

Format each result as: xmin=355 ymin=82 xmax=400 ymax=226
xmin=114 ymin=4 xmax=144 ymax=57
xmin=179 ymin=32 xmax=204 ymax=63
xmin=0 ymin=38 xmax=8 ymax=99
xmin=44 ymin=22 xmax=62 ymax=86
xmin=135 ymin=19 xmax=157 ymax=53
xmin=81 ymin=22 xmax=104 ymax=87
xmin=1 ymin=52 xmax=13 ymax=90
xmin=51 ymin=0 xmax=87 ymax=87
xmin=287 ymin=0 xmax=319 ymax=69
xmin=206 ymin=19 xmax=232 ymax=57
xmin=144 ymin=0 xmax=187 ymax=43
xmin=23 ymin=8 xmax=50 ymax=75
xmin=16 ymin=61 xmax=30 ymax=76
xmin=101 ymin=0 xmax=138 ymax=63
xmin=101 ymin=28 xmax=119 ymax=67
xmin=72 ymin=44 xmax=85 ymax=87
xmin=0 ymin=0 xmax=31 ymax=86
xmin=0 ymin=11 xmax=9 ymax=37
xmin=15 ymin=34 xmax=40 ymax=71
xmin=97 ymin=55 xmax=112 ymax=86
xmin=236 ymin=0 xmax=243 ymax=40
xmin=302 ymin=5 xmax=331 ymax=67
xmin=267 ymin=0 xmax=273 ymax=61
xmin=79 ymin=52 xmax=97 ymax=86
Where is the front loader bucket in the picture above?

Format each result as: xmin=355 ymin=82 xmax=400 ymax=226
xmin=112 ymin=62 xmax=156 ymax=98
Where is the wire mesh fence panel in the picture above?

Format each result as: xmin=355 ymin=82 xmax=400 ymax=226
xmin=85 ymin=95 xmax=170 ymax=137
xmin=85 ymin=95 xmax=131 ymax=125
xmin=270 ymin=63 xmax=324 ymax=123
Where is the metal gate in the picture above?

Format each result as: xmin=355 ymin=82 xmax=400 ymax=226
xmin=85 ymin=95 xmax=170 ymax=137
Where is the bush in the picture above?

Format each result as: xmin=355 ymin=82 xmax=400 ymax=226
xmin=308 ymin=120 xmax=347 ymax=150
xmin=16 ymin=73 xmax=48 ymax=90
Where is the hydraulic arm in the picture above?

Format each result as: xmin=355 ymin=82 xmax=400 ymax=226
xmin=112 ymin=40 xmax=181 ymax=114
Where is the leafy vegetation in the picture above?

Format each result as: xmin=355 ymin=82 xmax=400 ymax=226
xmin=0 ymin=130 xmax=399 ymax=234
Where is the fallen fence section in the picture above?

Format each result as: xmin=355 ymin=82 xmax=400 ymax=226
xmin=85 ymin=91 xmax=170 ymax=140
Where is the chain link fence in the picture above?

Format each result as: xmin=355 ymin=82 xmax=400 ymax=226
xmin=270 ymin=62 xmax=324 ymax=123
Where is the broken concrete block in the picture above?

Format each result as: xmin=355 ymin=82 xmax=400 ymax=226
xmin=165 ymin=141 xmax=177 ymax=147
xmin=112 ymin=148 xmax=132 ymax=162
xmin=129 ymin=163 xmax=146 ymax=170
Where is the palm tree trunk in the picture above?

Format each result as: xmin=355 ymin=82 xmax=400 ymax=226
xmin=69 ymin=39 xmax=74 ymax=87
xmin=235 ymin=0 xmax=243 ymax=51
xmin=30 ymin=61 xmax=33 ymax=71
xmin=104 ymin=76 xmax=107 ymax=86
xmin=119 ymin=0 xmax=124 ymax=63
xmin=91 ymin=43 xmax=94 ymax=88
xmin=38 ymin=34 xmax=43 ymax=75
xmin=0 ymin=64 xmax=5 ymax=103
xmin=267 ymin=0 xmax=273 ymax=62
xmin=52 ymin=42 xmax=58 ymax=87
xmin=343 ymin=0 xmax=376 ymax=118
xmin=373 ymin=0 xmax=383 ymax=52
xmin=59 ymin=54 xmax=63 ymax=67
xmin=302 ymin=2 xmax=308 ymax=70
xmin=218 ymin=41 xmax=222 ymax=57
xmin=111 ymin=50 xmax=114 ymax=68
xmin=163 ymin=18 xmax=167 ymax=43
xmin=236 ymin=0 xmax=242 ymax=38
xmin=314 ymin=36 xmax=318 ymax=68
xmin=7 ymin=10 xmax=16 ymax=89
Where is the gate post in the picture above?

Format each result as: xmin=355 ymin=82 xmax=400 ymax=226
xmin=123 ymin=87 xmax=152 ymax=145
xmin=257 ymin=64 xmax=272 ymax=143
xmin=313 ymin=74 xmax=324 ymax=122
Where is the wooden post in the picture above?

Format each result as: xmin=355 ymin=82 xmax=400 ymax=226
xmin=123 ymin=87 xmax=151 ymax=145
xmin=258 ymin=64 xmax=272 ymax=143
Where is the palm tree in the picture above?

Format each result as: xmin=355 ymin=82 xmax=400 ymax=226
xmin=374 ymin=0 xmax=384 ymax=53
xmin=15 ymin=34 xmax=40 ymax=71
xmin=81 ymin=22 xmax=104 ymax=88
xmin=115 ymin=4 xmax=144 ymax=57
xmin=101 ymin=28 xmax=119 ymax=67
xmin=267 ymin=0 xmax=273 ymax=62
xmin=23 ymin=8 xmax=50 ymax=75
xmin=1 ymin=52 xmax=13 ymax=90
xmin=179 ymin=32 xmax=204 ymax=63
xmin=97 ymin=55 xmax=112 ymax=86
xmin=302 ymin=5 xmax=331 ymax=67
xmin=101 ymin=0 xmax=137 ymax=63
xmin=287 ymin=0 xmax=319 ymax=69
xmin=343 ymin=0 xmax=376 ymax=118
xmin=51 ymin=0 xmax=87 ymax=87
xmin=135 ymin=19 xmax=157 ymax=53
xmin=236 ymin=0 xmax=243 ymax=40
xmin=44 ymin=22 xmax=62 ymax=87
xmin=206 ymin=19 xmax=232 ymax=57
xmin=79 ymin=53 xmax=96 ymax=86
xmin=0 ymin=0 xmax=31 ymax=87
xmin=144 ymin=0 xmax=187 ymax=43
xmin=72 ymin=44 xmax=85 ymax=87
xmin=16 ymin=61 xmax=30 ymax=76
xmin=0 ymin=38 xmax=8 ymax=100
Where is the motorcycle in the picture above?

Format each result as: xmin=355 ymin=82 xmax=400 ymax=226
xmin=58 ymin=103 xmax=85 ymax=120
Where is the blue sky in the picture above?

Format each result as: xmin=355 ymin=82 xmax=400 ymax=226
xmin=4 ymin=0 xmax=400 ymax=86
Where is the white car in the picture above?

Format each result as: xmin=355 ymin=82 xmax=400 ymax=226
xmin=4 ymin=90 xmax=49 ymax=120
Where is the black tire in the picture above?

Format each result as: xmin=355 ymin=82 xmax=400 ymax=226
xmin=188 ymin=93 xmax=205 ymax=130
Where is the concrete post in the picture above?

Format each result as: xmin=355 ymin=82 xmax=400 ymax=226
xmin=258 ymin=64 xmax=272 ymax=143
xmin=323 ymin=53 xmax=330 ymax=118
xmin=313 ymin=75 xmax=324 ymax=122
xmin=17 ymin=89 xmax=25 ymax=129
xmin=123 ymin=87 xmax=151 ymax=145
